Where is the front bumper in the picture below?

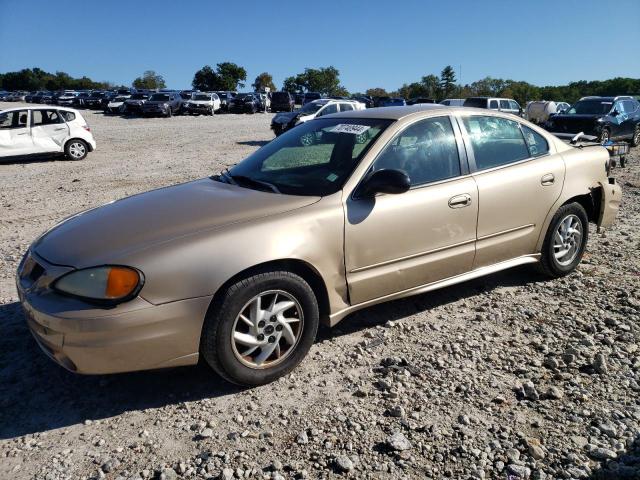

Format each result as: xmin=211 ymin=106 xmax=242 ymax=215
xmin=17 ymin=251 xmax=211 ymax=374
xmin=186 ymin=104 xmax=212 ymax=113
xmin=271 ymin=122 xmax=291 ymax=135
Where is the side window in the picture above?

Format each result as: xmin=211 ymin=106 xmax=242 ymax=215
xmin=0 ymin=110 xmax=28 ymax=129
xmin=622 ymin=100 xmax=637 ymax=113
xmin=371 ymin=116 xmax=461 ymax=186
xmin=32 ymin=110 xmax=63 ymax=126
xmin=521 ymin=126 xmax=549 ymax=157
xmin=613 ymin=101 xmax=624 ymax=114
xmin=318 ymin=104 xmax=338 ymax=116
xmin=499 ymin=100 xmax=510 ymax=110
xmin=509 ymin=100 xmax=520 ymax=111
xmin=340 ymin=103 xmax=354 ymax=112
xmin=462 ymin=115 xmax=530 ymax=170
xmin=489 ymin=99 xmax=499 ymax=109
xmin=60 ymin=111 xmax=76 ymax=122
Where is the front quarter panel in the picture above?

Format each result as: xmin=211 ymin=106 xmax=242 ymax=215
xmin=118 ymin=194 xmax=349 ymax=312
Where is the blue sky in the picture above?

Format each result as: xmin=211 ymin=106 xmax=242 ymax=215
xmin=1 ymin=0 xmax=639 ymax=92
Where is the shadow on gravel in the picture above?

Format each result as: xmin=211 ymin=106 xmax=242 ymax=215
xmin=589 ymin=434 xmax=640 ymax=479
xmin=319 ymin=265 xmax=546 ymax=340
xmin=0 ymin=302 xmax=241 ymax=440
xmin=0 ymin=153 xmax=64 ymax=165
xmin=236 ymin=140 xmax=270 ymax=147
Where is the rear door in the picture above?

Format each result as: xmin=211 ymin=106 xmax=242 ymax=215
xmin=620 ymin=100 xmax=639 ymax=138
xmin=31 ymin=109 xmax=69 ymax=153
xmin=0 ymin=110 xmax=33 ymax=157
xmin=458 ymin=114 xmax=564 ymax=268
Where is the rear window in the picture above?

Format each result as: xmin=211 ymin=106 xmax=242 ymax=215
xmin=272 ymin=92 xmax=291 ymax=102
xmin=463 ymin=98 xmax=488 ymax=108
xmin=462 ymin=116 xmax=530 ymax=170
xmin=60 ymin=111 xmax=76 ymax=122
xmin=150 ymin=94 xmax=170 ymax=101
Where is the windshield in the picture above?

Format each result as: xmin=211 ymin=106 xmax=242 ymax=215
xmin=463 ymin=98 xmax=488 ymax=108
xmin=236 ymin=93 xmax=253 ymax=100
xmin=224 ymin=118 xmax=392 ymax=196
xmin=566 ymin=100 xmax=613 ymax=115
xmin=130 ymin=93 xmax=147 ymax=100
xmin=272 ymin=93 xmax=290 ymax=101
xmin=112 ymin=96 xmax=127 ymax=102
xmin=150 ymin=93 xmax=170 ymax=101
xmin=193 ymin=94 xmax=210 ymax=100
xmin=300 ymin=102 xmax=324 ymax=114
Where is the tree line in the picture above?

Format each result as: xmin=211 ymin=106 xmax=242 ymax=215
xmin=2 ymin=65 xmax=639 ymax=107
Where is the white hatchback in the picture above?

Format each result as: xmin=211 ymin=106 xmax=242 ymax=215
xmin=0 ymin=106 xmax=96 ymax=161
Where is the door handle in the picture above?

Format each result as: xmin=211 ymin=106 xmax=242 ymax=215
xmin=541 ymin=173 xmax=555 ymax=186
xmin=17 ymin=132 xmax=28 ymax=135
xmin=54 ymin=127 xmax=66 ymax=131
xmin=449 ymin=194 xmax=472 ymax=208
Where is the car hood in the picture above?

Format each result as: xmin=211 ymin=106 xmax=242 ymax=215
xmin=188 ymin=100 xmax=211 ymax=104
xmin=547 ymin=114 xmax=601 ymax=133
xmin=273 ymin=111 xmax=299 ymax=123
xmin=143 ymin=101 xmax=168 ymax=106
xmin=33 ymin=178 xmax=319 ymax=268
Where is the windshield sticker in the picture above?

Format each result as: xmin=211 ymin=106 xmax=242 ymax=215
xmin=329 ymin=124 xmax=371 ymax=135
xmin=326 ymin=173 xmax=339 ymax=182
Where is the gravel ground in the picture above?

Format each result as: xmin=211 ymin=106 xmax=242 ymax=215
xmin=0 ymin=102 xmax=638 ymax=480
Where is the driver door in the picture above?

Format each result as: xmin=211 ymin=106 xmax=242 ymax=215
xmin=0 ymin=110 xmax=34 ymax=157
xmin=344 ymin=115 xmax=478 ymax=305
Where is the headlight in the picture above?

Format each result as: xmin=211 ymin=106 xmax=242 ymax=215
xmin=54 ymin=266 xmax=143 ymax=303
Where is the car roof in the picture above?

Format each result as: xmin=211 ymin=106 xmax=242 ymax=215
xmin=322 ymin=104 xmax=449 ymax=120
xmin=0 ymin=106 xmax=80 ymax=113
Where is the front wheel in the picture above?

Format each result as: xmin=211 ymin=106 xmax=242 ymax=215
xmin=166 ymin=108 xmax=172 ymax=118
xmin=538 ymin=203 xmax=588 ymax=278
xmin=200 ymin=271 xmax=319 ymax=386
xmin=64 ymin=139 xmax=89 ymax=161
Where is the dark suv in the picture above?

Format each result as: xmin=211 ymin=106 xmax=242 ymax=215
xmin=123 ymin=92 xmax=150 ymax=115
xmin=141 ymin=92 xmax=183 ymax=117
xmin=545 ymin=96 xmax=640 ymax=145
xmin=230 ymin=93 xmax=261 ymax=113
xmin=270 ymin=92 xmax=294 ymax=112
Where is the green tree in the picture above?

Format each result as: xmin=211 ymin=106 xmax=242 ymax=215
xmin=252 ymin=72 xmax=276 ymax=92
xmin=421 ymin=74 xmax=441 ymax=99
xmin=192 ymin=65 xmax=219 ymax=91
xmin=216 ymin=62 xmax=247 ymax=91
xmin=283 ymin=66 xmax=346 ymax=95
xmin=132 ymin=70 xmax=166 ymax=90
xmin=192 ymin=63 xmax=246 ymax=91
xmin=439 ymin=66 xmax=456 ymax=99
xmin=366 ymin=87 xmax=389 ymax=97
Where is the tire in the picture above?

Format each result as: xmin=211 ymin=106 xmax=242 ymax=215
xmin=210 ymin=106 xmax=215 ymax=116
xmin=631 ymin=126 xmax=640 ymax=147
xmin=64 ymin=139 xmax=89 ymax=161
xmin=166 ymin=108 xmax=172 ymax=118
xmin=599 ymin=128 xmax=610 ymax=144
xmin=200 ymin=271 xmax=319 ymax=386
xmin=538 ymin=202 xmax=588 ymax=278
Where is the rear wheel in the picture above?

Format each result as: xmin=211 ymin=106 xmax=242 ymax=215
xmin=538 ymin=203 xmax=588 ymax=278
xmin=631 ymin=125 xmax=640 ymax=147
xmin=200 ymin=271 xmax=319 ymax=386
xmin=64 ymin=139 xmax=88 ymax=161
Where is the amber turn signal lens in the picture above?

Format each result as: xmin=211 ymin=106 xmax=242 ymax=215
xmin=105 ymin=267 xmax=140 ymax=299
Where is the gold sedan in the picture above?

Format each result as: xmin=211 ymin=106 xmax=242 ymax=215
xmin=17 ymin=105 xmax=621 ymax=385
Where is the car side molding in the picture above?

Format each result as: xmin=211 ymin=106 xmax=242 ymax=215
xmin=328 ymin=254 xmax=541 ymax=326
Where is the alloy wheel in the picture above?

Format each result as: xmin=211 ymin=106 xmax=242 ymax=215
xmin=231 ymin=290 xmax=304 ymax=369
xmin=553 ymin=214 xmax=583 ymax=266
xmin=69 ymin=142 xmax=86 ymax=159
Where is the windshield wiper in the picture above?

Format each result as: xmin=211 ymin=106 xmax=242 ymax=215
xmin=230 ymin=174 xmax=281 ymax=194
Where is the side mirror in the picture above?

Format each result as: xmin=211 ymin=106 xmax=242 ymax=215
xmin=356 ymin=169 xmax=411 ymax=198
xmin=611 ymin=109 xmax=619 ymax=116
